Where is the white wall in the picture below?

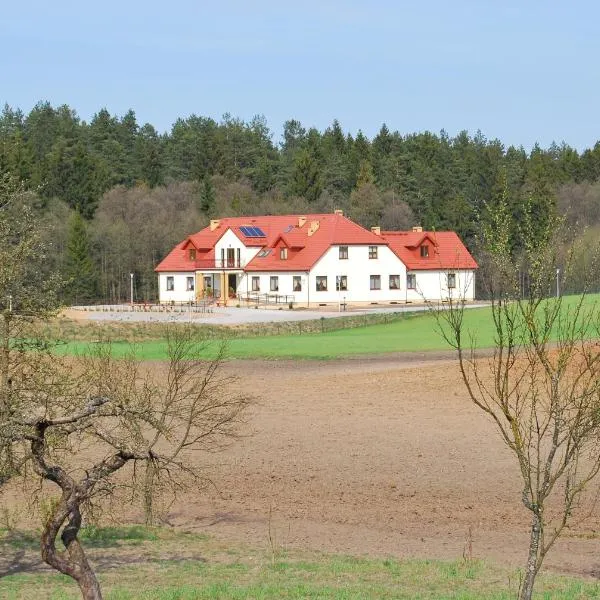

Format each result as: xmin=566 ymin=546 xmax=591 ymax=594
xmin=238 ymin=244 xmax=409 ymax=304
xmin=158 ymin=272 xmax=195 ymax=303
xmin=405 ymin=270 xmax=476 ymax=302
xmin=214 ymin=229 xmax=260 ymax=267
xmin=308 ymin=244 xmax=408 ymax=304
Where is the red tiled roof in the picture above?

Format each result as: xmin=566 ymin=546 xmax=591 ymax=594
xmin=382 ymin=231 xmax=478 ymax=270
xmin=155 ymin=216 xmax=478 ymax=273
xmin=155 ymin=213 xmax=385 ymax=272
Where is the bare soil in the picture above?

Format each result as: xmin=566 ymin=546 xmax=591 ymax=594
xmin=169 ymin=355 xmax=600 ymax=579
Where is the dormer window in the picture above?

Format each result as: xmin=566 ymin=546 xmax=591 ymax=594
xmin=420 ymin=245 xmax=429 ymax=258
xmin=280 ymin=247 xmax=288 ymax=260
xmin=189 ymin=248 xmax=196 ymax=261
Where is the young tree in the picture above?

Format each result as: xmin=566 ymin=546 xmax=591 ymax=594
xmin=2 ymin=328 xmax=250 ymax=600
xmin=435 ymin=195 xmax=600 ymax=600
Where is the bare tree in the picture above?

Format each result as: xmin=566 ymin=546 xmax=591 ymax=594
xmin=435 ymin=195 xmax=600 ymax=600
xmin=2 ymin=327 xmax=250 ymax=600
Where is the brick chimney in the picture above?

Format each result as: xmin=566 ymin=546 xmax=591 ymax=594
xmin=298 ymin=216 xmax=307 ymax=228
xmin=307 ymin=220 xmax=320 ymax=236
xmin=210 ymin=219 xmax=221 ymax=231
xmin=412 ymin=225 xmax=423 ymax=233
xmin=334 ymin=209 xmax=343 ymax=216
xmin=371 ymin=226 xmax=381 ymax=236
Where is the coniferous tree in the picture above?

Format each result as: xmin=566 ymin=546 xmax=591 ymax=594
xmin=64 ymin=211 xmax=97 ymax=304
xmin=199 ymin=177 xmax=216 ymax=215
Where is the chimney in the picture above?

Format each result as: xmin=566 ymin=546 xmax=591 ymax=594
xmin=307 ymin=220 xmax=320 ymax=236
xmin=210 ymin=219 xmax=221 ymax=231
xmin=412 ymin=225 xmax=423 ymax=233
xmin=334 ymin=209 xmax=343 ymax=216
xmin=371 ymin=226 xmax=381 ymax=236
xmin=298 ymin=216 xmax=307 ymax=228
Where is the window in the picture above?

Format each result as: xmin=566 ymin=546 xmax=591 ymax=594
xmin=293 ymin=276 xmax=302 ymax=292
xmin=420 ymin=245 xmax=429 ymax=258
xmin=188 ymin=248 xmax=196 ymax=261
xmin=407 ymin=273 xmax=416 ymax=290
xmin=280 ymin=247 xmax=288 ymax=260
xmin=336 ymin=275 xmax=348 ymax=291
xmin=389 ymin=275 xmax=400 ymax=290
xmin=369 ymin=246 xmax=378 ymax=259
xmin=252 ymin=276 xmax=260 ymax=292
xmin=257 ymin=248 xmax=272 ymax=258
xmin=339 ymin=246 xmax=348 ymax=259
xmin=316 ymin=276 xmax=328 ymax=291
xmin=270 ymin=276 xmax=279 ymax=292
xmin=447 ymin=273 xmax=456 ymax=289
xmin=370 ymin=275 xmax=381 ymax=290
xmin=237 ymin=248 xmax=241 ymax=267
xmin=186 ymin=276 xmax=194 ymax=291
xmin=166 ymin=276 xmax=174 ymax=291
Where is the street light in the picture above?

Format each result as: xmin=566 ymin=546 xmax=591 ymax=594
xmin=130 ymin=273 xmax=134 ymax=305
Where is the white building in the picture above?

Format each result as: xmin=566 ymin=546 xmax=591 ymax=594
xmin=155 ymin=212 xmax=478 ymax=305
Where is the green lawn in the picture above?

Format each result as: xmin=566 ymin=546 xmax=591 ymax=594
xmin=1 ymin=526 xmax=599 ymax=599
xmin=55 ymin=294 xmax=600 ymax=361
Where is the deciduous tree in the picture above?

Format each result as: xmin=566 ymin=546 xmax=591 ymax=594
xmin=435 ymin=195 xmax=600 ymax=600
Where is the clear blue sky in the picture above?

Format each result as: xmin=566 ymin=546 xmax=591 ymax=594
xmin=2 ymin=1 xmax=597 ymax=150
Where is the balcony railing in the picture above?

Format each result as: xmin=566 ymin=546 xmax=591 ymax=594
xmin=192 ymin=258 xmax=245 ymax=270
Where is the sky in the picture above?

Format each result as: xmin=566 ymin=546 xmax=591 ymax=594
xmin=1 ymin=1 xmax=598 ymax=150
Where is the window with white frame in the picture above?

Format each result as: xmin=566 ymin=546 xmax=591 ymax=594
xmin=339 ymin=246 xmax=348 ymax=259
xmin=447 ymin=273 xmax=456 ymax=289
xmin=166 ymin=276 xmax=174 ymax=291
xmin=420 ymin=245 xmax=429 ymax=258
xmin=188 ymin=248 xmax=196 ymax=261
xmin=407 ymin=273 xmax=416 ymax=289
xmin=369 ymin=246 xmax=378 ymax=259
xmin=280 ymin=247 xmax=288 ymax=260
xmin=252 ymin=276 xmax=260 ymax=292
xmin=370 ymin=275 xmax=381 ymax=290
xmin=336 ymin=275 xmax=347 ymax=291
xmin=316 ymin=276 xmax=327 ymax=291
xmin=186 ymin=276 xmax=194 ymax=291
xmin=389 ymin=274 xmax=400 ymax=290
xmin=293 ymin=276 xmax=302 ymax=292
xmin=270 ymin=276 xmax=279 ymax=292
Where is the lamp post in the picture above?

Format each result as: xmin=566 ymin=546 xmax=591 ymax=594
xmin=556 ymin=268 xmax=560 ymax=298
xmin=130 ymin=273 xmax=134 ymax=306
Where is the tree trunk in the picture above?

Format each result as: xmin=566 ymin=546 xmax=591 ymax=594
xmin=520 ymin=510 xmax=542 ymax=600
xmin=42 ymin=500 xmax=104 ymax=600
xmin=143 ymin=460 xmax=155 ymax=525
xmin=0 ymin=312 xmax=11 ymax=414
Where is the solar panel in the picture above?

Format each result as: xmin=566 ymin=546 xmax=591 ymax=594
xmin=240 ymin=226 xmax=266 ymax=238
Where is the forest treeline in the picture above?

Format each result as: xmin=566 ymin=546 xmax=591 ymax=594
xmin=2 ymin=101 xmax=600 ymax=303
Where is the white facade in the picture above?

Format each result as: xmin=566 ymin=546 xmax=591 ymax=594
xmin=158 ymin=272 xmax=196 ymax=304
xmin=214 ymin=229 xmax=261 ymax=268
xmin=158 ymin=235 xmax=476 ymax=305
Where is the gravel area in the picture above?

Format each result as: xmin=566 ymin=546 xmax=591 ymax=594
xmin=70 ymin=303 xmax=486 ymax=326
